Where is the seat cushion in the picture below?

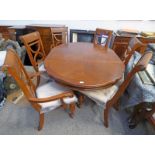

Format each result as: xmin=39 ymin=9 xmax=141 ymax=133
xmin=80 ymin=77 xmax=124 ymax=108
xmin=36 ymin=81 xmax=77 ymax=113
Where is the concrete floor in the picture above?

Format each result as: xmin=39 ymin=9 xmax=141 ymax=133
xmin=0 ymin=96 xmax=154 ymax=135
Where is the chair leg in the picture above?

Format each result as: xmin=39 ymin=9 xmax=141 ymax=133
xmin=78 ymin=94 xmax=85 ymax=108
xmin=69 ymin=103 xmax=76 ymax=118
xmin=38 ymin=113 xmax=44 ymax=131
xmin=104 ymin=108 xmax=109 ymax=128
xmin=113 ymin=100 xmax=120 ymax=111
xmin=37 ymin=76 xmax=40 ymax=87
xmin=62 ymin=103 xmax=68 ymax=111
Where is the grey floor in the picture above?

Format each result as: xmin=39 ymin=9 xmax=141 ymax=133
xmin=0 ymin=96 xmax=154 ymax=135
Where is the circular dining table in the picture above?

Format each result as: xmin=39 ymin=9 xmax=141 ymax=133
xmin=44 ymin=42 xmax=125 ymax=90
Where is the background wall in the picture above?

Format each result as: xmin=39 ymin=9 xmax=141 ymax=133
xmin=0 ymin=20 xmax=155 ymax=32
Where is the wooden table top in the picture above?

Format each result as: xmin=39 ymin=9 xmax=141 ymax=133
xmin=44 ymin=42 xmax=125 ymax=90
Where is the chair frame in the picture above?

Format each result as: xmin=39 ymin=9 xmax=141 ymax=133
xmin=20 ymin=31 xmax=46 ymax=72
xmin=51 ymin=27 xmax=68 ymax=48
xmin=123 ymin=37 xmax=147 ymax=65
xmin=94 ymin=28 xmax=113 ymax=49
xmin=103 ymin=51 xmax=153 ymax=127
xmin=3 ymin=49 xmax=76 ymax=130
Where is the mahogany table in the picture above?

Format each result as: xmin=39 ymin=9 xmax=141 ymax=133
xmin=44 ymin=42 xmax=125 ymax=90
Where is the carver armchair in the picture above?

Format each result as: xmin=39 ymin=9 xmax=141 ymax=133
xmin=3 ymin=49 xmax=78 ymax=130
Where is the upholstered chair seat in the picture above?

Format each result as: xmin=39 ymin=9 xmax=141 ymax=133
xmin=80 ymin=76 xmax=124 ymax=107
xmin=36 ymin=81 xmax=78 ymax=113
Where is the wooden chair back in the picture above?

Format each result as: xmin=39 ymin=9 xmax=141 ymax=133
xmin=111 ymin=51 xmax=152 ymax=107
xmin=51 ymin=27 xmax=68 ymax=48
xmin=123 ymin=37 xmax=147 ymax=65
xmin=94 ymin=28 xmax=113 ymax=49
xmin=20 ymin=31 xmax=46 ymax=72
xmin=3 ymin=49 xmax=37 ymax=100
xmin=104 ymin=51 xmax=153 ymax=127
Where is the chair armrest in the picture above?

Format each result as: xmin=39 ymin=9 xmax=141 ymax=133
xmin=29 ymin=91 xmax=74 ymax=103
xmin=29 ymin=72 xmax=41 ymax=79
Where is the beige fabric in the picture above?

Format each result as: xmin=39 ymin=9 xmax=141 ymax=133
xmin=80 ymin=76 xmax=124 ymax=108
xmin=36 ymin=81 xmax=77 ymax=113
xmin=80 ymin=85 xmax=118 ymax=107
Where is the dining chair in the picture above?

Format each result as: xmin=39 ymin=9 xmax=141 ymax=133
xmin=3 ymin=49 xmax=78 ymax=130
xmin=20 ymin=31 xmax=46 ymax=73
xmin=50 ymin=27 xmax=68 ymax=48
xmin=79 ymin=51 xmax=153 ymax=127
xmin=94 ymin=28 xmax=113 ymax=49
xmin=122 ymin=37 xmax=147 ymax=66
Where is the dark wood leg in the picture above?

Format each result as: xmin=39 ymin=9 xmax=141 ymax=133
xmin=69 ymin=103 xmax=75 ymax=118
xmin=37 ymin=75 xmax=40 ymax=88
xmin=78 ymin=94 xmax=85 ymax=108
xmin=38 ymin=113 xmax=44 ymax=131
xmin=113 ymin=100 xmax=120 ymax=111
xmin=62 ymin=103 xmax=68 ymax=111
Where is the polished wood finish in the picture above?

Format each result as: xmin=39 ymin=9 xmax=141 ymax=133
xmin=26 ymin=24 xmax=66 ymax=55
xmin=112 ymin=33 xmax=155 ymax=59
xmin=51 ymin=27 xmax=68 ymax=48
xmin=123 ymin=37 xmax=147 ymax=65
xmin=3 ymin=49 xmax=76 ymax=130
xmin=20 ymin=31 xmax=46 ymax=72
xmin=94 ymin=28 xmax=113 ymax=49
xmin=104 ymin=51 xmax=153 ymax=127
xmin=45 ymin=42 xmax=125 ymax=90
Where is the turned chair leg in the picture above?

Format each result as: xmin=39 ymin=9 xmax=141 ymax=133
xmin=69 ymin=103 xmax=76 ymax=118
xmin=38 ymin=113 xmax=44 ymax=131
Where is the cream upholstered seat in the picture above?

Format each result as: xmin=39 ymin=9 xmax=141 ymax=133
xmin=36 ymin=81 xmax=78 ymax=113
xmin=80 ymin=77 xmax=123 ymax=108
